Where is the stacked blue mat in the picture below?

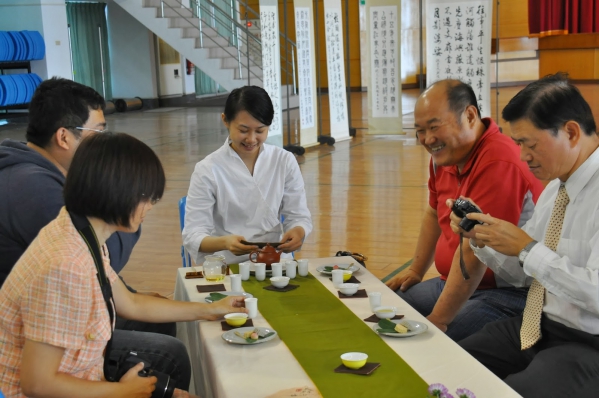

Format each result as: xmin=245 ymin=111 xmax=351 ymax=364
xmin=0 ymin=31 xmax=45 ymax=61
xmin=0 ymin=31 xmax=45 ymax=106
xmin=0 ymin=74 xmax=43 ymax=106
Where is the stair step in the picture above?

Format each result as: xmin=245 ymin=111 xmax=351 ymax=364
xmin=142 ymin=0 xmax=183 ymax=8
xmin=191 ymin=34 xmax=230 ymax=47
xmin=195 ymin=24 xmax=222 ymax=39
xmin=162 ymin=8 xmax=194 ymax=18
xmin=222 ymin=57 xmax=255 ymax=69
xmin=161 ymin=0 xmax=183 ymax=6
xmin=168 ymin=16 xmax=200 ymax=28
xmin=195 ymin=37 xmax=245 ymax=51
xmin=206 ymin=46 xmax=238 ymax=58
xmin=182 ymin=27 xmax=201 ymax=38
xmin=142 ymin=0 xmax=161 ymax=7
xmin=232 ymin=76 xmax=263 ymax=86
xmin=233 ymin=66 xmax=263 ymax=80
xmin=195 ymin=36 xmax=245 ymax=50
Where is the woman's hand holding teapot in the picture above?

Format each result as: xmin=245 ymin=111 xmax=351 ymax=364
xmin=278 ymin=226 xmax=305 ymax=253
xmin=223 ymin=235 xmax=257 ymax=255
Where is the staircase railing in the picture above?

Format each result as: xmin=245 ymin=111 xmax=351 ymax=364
xmin=156 ymin=0 xmax=297 ymax=95
xmin=235 ymin=0 xmax=298 ymax=94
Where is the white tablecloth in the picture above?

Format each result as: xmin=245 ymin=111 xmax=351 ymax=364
xmin=174 ymin=257 xmax=522 ymax=398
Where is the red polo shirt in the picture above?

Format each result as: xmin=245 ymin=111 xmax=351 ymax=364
xmin=429 ymin=118 xmax=544 ymax=289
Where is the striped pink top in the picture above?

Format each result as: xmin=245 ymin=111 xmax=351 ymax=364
xmin=0 ymin=208 xmax=118 ymax=397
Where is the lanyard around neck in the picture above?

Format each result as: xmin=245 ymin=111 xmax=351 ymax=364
xmin=67 ymin=211 xmax=116 ymax=380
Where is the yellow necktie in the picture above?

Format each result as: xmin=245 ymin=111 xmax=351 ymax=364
xmin=520 ymin=185 xmax=569 ymax=350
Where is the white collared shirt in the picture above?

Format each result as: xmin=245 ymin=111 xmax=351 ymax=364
xmin=183 ymin=140 xmax=312 ymax=265
xmin=473 ymin=146 xmax=599 ymax=333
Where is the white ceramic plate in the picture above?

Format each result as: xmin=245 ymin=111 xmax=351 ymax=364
xmin=222 ymin=326 xmax=278 ymax=345
xmin=316 ymin=263 xmax=360 ymax=275
xmin=204 ymin=291 xmax=253 ymax=303
xmin=372 ymin=319 xmax=428 ymax=338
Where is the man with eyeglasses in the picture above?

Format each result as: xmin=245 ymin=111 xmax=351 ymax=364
xmin=0 ymin=77 xmax=176 ymax=337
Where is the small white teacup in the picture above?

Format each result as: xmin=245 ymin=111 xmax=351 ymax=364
xmin=271 ymin=262 xmax=283 ymax=277
xmin=373 ymin=305 xmax=398 ymax=319
xmin=270 ymin=276 xmax=290 ymax=289
xmin=338 ymin=283 xmax=360 ymax=296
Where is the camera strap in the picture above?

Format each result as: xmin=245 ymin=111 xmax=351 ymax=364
xmin=68 ymin=211 xmax=116 ymax=381
xmin=459 ymin=233 xmax=471 ymax=280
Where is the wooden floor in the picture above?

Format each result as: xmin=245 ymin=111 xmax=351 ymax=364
xmin=2 ymin=84 xmax=599 ymax=297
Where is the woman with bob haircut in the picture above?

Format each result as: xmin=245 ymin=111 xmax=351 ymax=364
xmin=182 ymin=85 xmax=313 ymax=265
xmin=0 ymin=133 xmax=246 ymax=398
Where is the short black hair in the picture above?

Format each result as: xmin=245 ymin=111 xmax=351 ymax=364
xmin=502 ymin=72 xmax=596 ymax=136
xmin=64 ymin=133 xmax=165 ymax=228
xmin=443 ymin=79 xmax=481 ymax=121
xmin=223 ymin=86 xmax=274 ymax=126
xmin=26 ymin=77 xmax=105 ymax=147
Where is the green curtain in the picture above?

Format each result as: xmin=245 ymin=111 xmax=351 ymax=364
xmin=66 ymin=2 xmax=112 ymax=99
xmin=190 ymin=0 xmax=233 ymax=95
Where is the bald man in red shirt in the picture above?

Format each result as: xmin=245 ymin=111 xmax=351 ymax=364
xmin=386 ymin=79 xmax=544 ymax=341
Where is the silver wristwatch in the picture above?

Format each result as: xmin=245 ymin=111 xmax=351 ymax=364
xmin=518 ymin=240 xmax=538 ymax=267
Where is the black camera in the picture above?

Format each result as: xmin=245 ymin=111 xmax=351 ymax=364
xmin=115 ymin=351 xmax=175 ymax=398
xmin=452 ymin=198 xmax=483 ymax=232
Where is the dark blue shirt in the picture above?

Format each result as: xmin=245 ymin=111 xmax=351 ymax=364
xmin=0 ymin=139 xmax=140 ymax=285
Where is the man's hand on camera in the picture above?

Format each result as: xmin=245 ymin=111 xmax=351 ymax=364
xmin=446 ymin=197 xmax=481 ymax=240
xmin=118 ymin=362 xmax=157 ymax=398
xmin=385 ymin=268 xmax=422 ymax=292
xmin=465 ymin=212 xmax=534 ymax=257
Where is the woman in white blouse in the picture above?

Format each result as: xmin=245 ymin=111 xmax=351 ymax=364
xmin=183 ymin=86 xmax=313 ymax=265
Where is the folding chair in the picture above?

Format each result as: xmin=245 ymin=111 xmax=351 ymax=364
xmin=179 ymin=196 xmax=193 ymax=267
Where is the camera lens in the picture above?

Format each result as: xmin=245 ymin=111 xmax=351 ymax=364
xmin=459 ymin=217 xmax=477 ymax=232
xmin=147 ymin=370 xmax=175 ymax=398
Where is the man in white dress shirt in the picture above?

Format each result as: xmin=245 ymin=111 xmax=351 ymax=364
xmin=183 ymin=86 xmax=312 ymax=265
xmin=450 ymin=73 xmax=599 ymax=397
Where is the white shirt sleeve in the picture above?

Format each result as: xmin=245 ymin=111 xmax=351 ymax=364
xmin=280 ymin=153 xmax=313 ymax=238
xmin=524 ymin=228 xmax=599 ymax=314
xmin=470 ymin=202 xmax=538 ymax=287
xmin=469 ymin=199 xmax=541 ymax=287
xmin=183 ymin=162 xmax=217 ymax=265
xmin=471 ymin=241 xmax=532 ymax=287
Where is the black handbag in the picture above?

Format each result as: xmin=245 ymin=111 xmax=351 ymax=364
xmin=335 ymin=251 xmax=368 ymax=267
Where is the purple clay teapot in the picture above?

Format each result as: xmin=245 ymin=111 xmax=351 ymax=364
xmin=249 ymin=244 xmax=281 ymax=268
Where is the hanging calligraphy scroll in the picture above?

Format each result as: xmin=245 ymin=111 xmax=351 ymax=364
xmin=323 ymin=0 xmax=351 ymax=142
xmin=294 ymin=2 xmax=319 ymax=147
xmin=259 ymin=0 xmax=283 ymax=146
xmin=365 ymin=0 xmax=402 ymax=134
xmin=426 ymin=0 xmax=492 ymax=117
xmin=370 ymin=6 xmax=399 ymax=118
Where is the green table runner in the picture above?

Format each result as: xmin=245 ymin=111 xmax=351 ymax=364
xmin=230 ymin=265 xmax=428 ymax=397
